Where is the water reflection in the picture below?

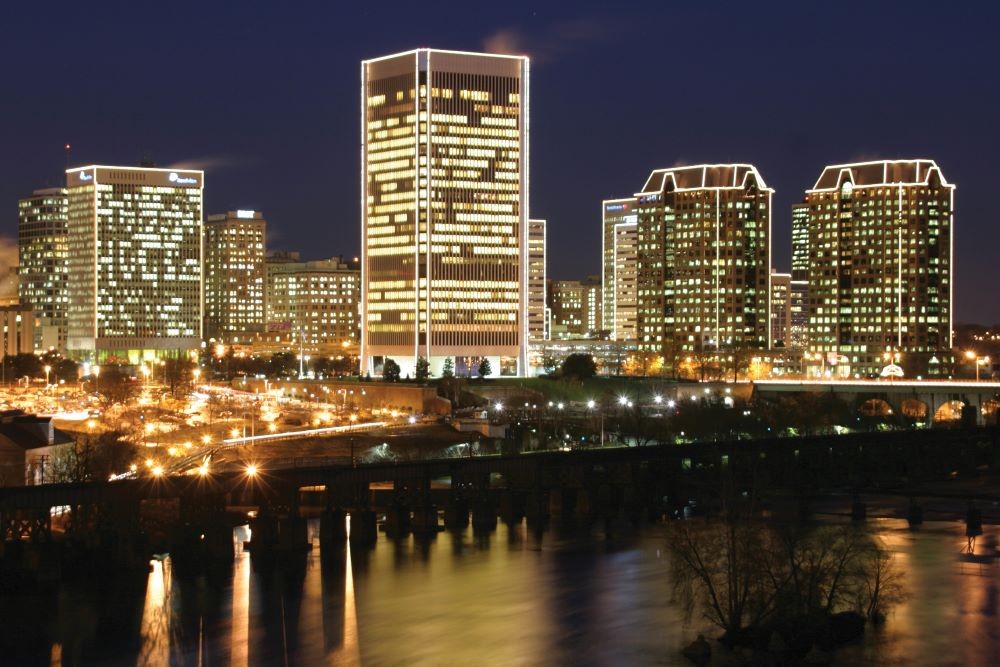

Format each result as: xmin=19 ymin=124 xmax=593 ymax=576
xmin=5 ymin=517 xmax=1000 ymax=665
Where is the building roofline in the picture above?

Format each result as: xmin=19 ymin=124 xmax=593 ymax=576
xmin=806 ymin=158 xmax=954 ymax=192
xmin=66 ymin=165 xmax=205 ymax=176
xmin=635 ymin=163 xmax=773 ymax=196
xmin=362 ymin=48 xmax=528 ymax=65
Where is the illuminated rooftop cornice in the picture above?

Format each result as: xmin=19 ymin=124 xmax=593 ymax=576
xmin=807 ymin=159 xmax=954 ymax=193
xmin=636 ymin=163 xmax=773 ymax=196
xmin=362 ymin=47 xmax=529 ymax=65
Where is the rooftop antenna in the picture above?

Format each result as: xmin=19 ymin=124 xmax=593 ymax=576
xmin=64 ymin=143 xmax=72 ymax=171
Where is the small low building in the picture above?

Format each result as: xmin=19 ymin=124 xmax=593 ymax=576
xmin=0 ymin=410 xmax=74 ymax=486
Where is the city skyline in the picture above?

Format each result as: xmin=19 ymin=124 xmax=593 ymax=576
xmin=2 ymin=2 xmax=999 ymax=322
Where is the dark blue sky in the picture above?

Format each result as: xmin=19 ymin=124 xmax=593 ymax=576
xmin=3 ymin=1 xmax=998 ymax=323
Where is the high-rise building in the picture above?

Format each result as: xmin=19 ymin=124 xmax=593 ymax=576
xmin=360 ymin=48 xmax=529 ymax=378
xmin=65 ymin=166 xmax=203 ymax=364
xmin=791 ymin=201 xmax=810 ymax=281
xmin=770 ymin=271 xmax=791 ymax=348
xmin=266 ymin=255 xmax=360 ymax=353
xmin=804 ymin=159 xmax=954 ymax=377
xmin=789 ymin=280 xmax=808 ymax=350
xmin=17 ymin=188 xmax=68 ymax=351
xmin=602 ymin=198 xmax=638 ymax=341
xmin=635 ymin=164 xmax=771 ymax=359
xmin=204 ymin=210 xmax=266 ymax=343
xmin=527 ymin=219 xmax=547 ymax=342
xmin=548 ymin=277 xmax=601 ymax=339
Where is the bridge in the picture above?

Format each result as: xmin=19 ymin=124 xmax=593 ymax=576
xmin=1 ymin=426 xmax=997 ymax=572
xmin=752 ymin=379 xmax=1000 ymax=426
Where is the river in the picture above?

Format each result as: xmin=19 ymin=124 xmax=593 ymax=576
xmin=2 ymin=517 xmax=998 ymax=666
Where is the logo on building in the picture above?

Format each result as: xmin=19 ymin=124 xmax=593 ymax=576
xmin=79 ymin=172 xmax=93 ymax=181
xmin=168 ymin=172 xmax=198 ymax=185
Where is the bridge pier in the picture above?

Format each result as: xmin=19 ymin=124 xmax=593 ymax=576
xmin=444 ymin=497 xmax=469 ymax=530
xmin=349 ymin=509 xmax=377 ymax=546
xmin=320 ymin=507 xmax=348 ymax=551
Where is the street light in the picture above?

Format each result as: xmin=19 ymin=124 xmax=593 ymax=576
xmin=965 ymin=351 xmax=991 ymax=382
xmin=192 ymin=367 xmax=201 ymax=384
xmin=44 ymin=365 xmax=51 ymax=387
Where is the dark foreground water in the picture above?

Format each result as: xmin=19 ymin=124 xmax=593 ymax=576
xmin=2 ymin=518 xmax=999 ymax=666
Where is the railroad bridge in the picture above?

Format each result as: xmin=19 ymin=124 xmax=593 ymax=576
xmin=1 ymin=426 xmax=997 ymax=569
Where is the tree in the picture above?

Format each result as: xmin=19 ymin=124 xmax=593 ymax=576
xmin=561 ymin=353 xmax=597 ymax=382
xmin=95 ymin=366 xmax=140 ymax=409
xmin=51 ymin=430 xmax=139 ymax=483
xmin=383 ymin=358 xmax=401 ymax=382
xmin=54 ymin=358 xmax=79 ymax=383
xmin=441 ymin=357 xmax=455 ymax=378
xmin=415 ymin=356 xmax=430 ymax=382
xmin=477 ymin=357 xmax=492 ymax=379
xmin=162 ymin=357 xmax=195 ymax=397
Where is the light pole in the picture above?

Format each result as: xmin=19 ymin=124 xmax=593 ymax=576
xmin=965 ymin=351 xmax=991 ymax=382
xmin=192 ymin=367 xmax=201 ymax=385
xmin=44 ymin=365 xmax=51 ymax=387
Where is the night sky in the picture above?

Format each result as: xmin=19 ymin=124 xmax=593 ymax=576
xmin=3 ymin=1 xmax=998 ymax=323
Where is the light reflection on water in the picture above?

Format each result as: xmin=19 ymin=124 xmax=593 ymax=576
xmin=6 ymin=518 xmax=1000 ymax=666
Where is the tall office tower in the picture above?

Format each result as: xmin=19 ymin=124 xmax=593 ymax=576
xmin=791 ymin=201 xmax=810 ymax=281
xmin=789 ymin=280 xmax=808 ymax=349
xmin=65 ymin=166 xmax=203 ymax=364
xmin=266 ymin=256 xmax=361 ymax=353
xmin=0 ymin=305 xmax=35 ymax=359
xmin=770 ymin=271 xmax=791 ymax=348
xmin=602 ymin=198 xmax=638 ymax=340
xmin=361 ymin=48 xmax=529 ymax=378
xmin=805 ymin=159 xmax=953 ymax=377
xmin=635 ymin=164 xmax=771 ymax=359
xmin=527 ymin=219 xmax=547 ymax=341
xmin=17 ymin=188 xmax=68 ymax=351
xmin=204 ymin=210 xmax=266 ymax=343
xmin=583 ymin=275 xmax=602 ymax=335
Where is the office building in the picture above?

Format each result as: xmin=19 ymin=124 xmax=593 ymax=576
xmin=804 ymin=159 xmax=953 ymax=377
xmin=0 ymin=305 xmax=35 ymax=360
xmin=791 ymin=201 xmax=810 ymax=281
xmin=266 ymin=255 xmax=360 ymax=354
xmin=17 ymin=188 xmax=68 ymax=351
xmin=634 ymin=164 xmax=771 ymax=360
xmin=789 ymin=280 xmax=808 ymax=350
xmin=548 ymin=277 xmax=601 ymax=339
xmin=602 ymin=198 xmax=638 ymax=341
xmin=65 ymin=165 xmax=203 ymax=364
xmin=527 ymin=219 xmax=547 ymax=341
xmin=204 ymin=210 xmax=266 ymax=343
xmin=361 ymin=48 xmax=529 ymax=378
xmin=770 ymin=271 xmax=791 ymax=348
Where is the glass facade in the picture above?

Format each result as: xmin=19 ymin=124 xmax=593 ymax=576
xmin=634 ymin=164 xmax=771 ymax=359
xmin=65 ymin=166 xmax=203 ymax=363
xmin=527 ymin=219 xmax=547 ymax=342
xmin=770 ymin=271 xmax=791 ymax=348
xmin=361 ymin=49 xmax=529 ymax=377
xmin=804 ymin=159 xmax=953 ymax=377
xmin=17 ymin=188 xmax=68 ymax=352
xmin=602 ymin=198 xmax=638 ymax=342
xmin=204 ymin=211 xmax=266 ymax=342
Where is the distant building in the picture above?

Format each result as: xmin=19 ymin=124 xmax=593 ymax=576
xmin=789 ymin=280 xmax=809 ymax=350
xmin=527 ymin=219 xmax=548 ymax=341
xmin=804 ymin=159 xmax=954 ymax=377
xmin=204 ymin=210 xmax=266 ymax=343
xmin=266 ymin=255 xmax=360 ymax=355
xmin=65 ymin=166 xmax=203 ymax=364
xmin=548 ymin=277 xmax=601 ymax=339
xmin=791 ymin=201 xmax=809 ymax=282
xmin=0 ymin=305 xmax=35 ymax=360
xmin=361 ymin=48 xmax=530 ymax=378
xmin=770 ymin=271 xmax=791 ymax=348
xmin=602 ymin=198 xmax=638 ymax=341
xmin=17 ymin=187 xmax=68 ymax=352
xmin=634 ymin=164 xmax=771 ymax=359
xmin=528 ymin=338 xmax=637 ymax=377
